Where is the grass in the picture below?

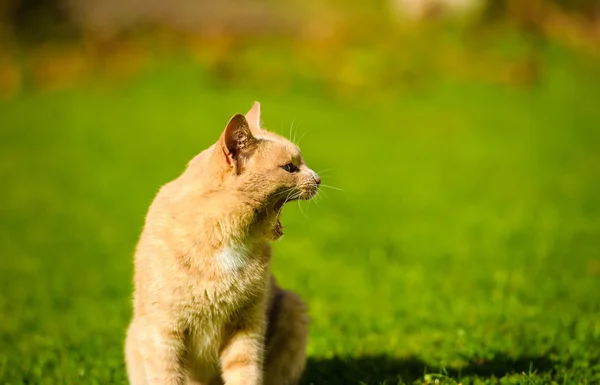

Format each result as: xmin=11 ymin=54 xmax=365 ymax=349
xmin=1 ymin=48 xmax=600 ymax=384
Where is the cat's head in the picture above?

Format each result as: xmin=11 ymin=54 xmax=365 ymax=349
xmin=215 ymin=102 xmax=320 ymax=214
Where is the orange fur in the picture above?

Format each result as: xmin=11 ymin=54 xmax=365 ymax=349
xmin=125 ymin=102 xmax=318 ymax=385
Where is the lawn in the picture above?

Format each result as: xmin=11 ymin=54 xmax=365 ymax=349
xmin=1 ymin=50 xmax=600 ymax=384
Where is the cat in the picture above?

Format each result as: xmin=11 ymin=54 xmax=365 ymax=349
xmin=125 ymin=102 xmax=320 ymax=385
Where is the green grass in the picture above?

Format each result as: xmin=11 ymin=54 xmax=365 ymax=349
xmin=1 ymin=51 xmax=600 ymax=384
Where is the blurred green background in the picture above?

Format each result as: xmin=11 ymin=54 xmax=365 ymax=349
xmin=1 ymin=0 xmax=600 ymax=384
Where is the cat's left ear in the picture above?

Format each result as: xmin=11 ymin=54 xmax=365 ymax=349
xmin=245 ymin=101 xmax=261 ymax=130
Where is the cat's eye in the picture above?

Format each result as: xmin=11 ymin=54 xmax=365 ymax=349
xmin=281 ymin=163 xmax=299 ymax=173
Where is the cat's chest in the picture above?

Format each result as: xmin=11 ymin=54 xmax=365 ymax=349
xmin=190 ymin=242 xmax=270 ymax=313
xmin=215 ymin=244 xmax=254 ymax=273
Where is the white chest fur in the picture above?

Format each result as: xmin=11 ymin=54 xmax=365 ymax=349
xmin=215 ymin=243 xmax=252 ymax=272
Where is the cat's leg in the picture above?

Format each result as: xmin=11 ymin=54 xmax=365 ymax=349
xmin=125 ymin=321 xmax=148 ymax=385
xmin=133 ymin=319 xmax=187 ymax=385
xmin=220 ymin=324 xmax=265 ymax=385
xmin=264 ymin=289 xmax=309 ymax=385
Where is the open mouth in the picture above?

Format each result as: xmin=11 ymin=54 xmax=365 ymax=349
xmin=274 ymin=196 xmax=295 ymax=213
xmin=271 ymin=186 xmax=319 ymax=236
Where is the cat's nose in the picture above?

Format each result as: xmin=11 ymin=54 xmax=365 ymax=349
xmin=314 ymin=174 xmax=321 ymax=186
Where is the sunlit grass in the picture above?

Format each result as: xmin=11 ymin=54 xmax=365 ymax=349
xmin=0 ymin=49 xmax=599 ymax=384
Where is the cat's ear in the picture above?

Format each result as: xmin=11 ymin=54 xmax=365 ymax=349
xmin=245 ymin=101 xmax=261 ymax=130
xmin=222 ymin=113 xmax=256 ymax=162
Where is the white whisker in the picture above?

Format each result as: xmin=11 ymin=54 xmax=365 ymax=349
xmin=297 ymin=200 xmax=308 ymax=218
xmin=315 ymin=168 xmax=333 ymax=175
xmin=310 ymin=192 xmax=322 ymax=207
xmin=316 ymin=188 xmax=329 ymax=201
xmin=296 ymin=131 xmax=307 ymax=146
xmin=319 ymin=184 xmax=344 ymax=192
xmin=289 ymin=119 xmax=295 ymax=142
xmin=273 ymin=186 xmax=297 ymax=199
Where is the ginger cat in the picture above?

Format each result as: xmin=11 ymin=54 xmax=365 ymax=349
xmin=125 ymin=102 xmax=320 ymax=385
